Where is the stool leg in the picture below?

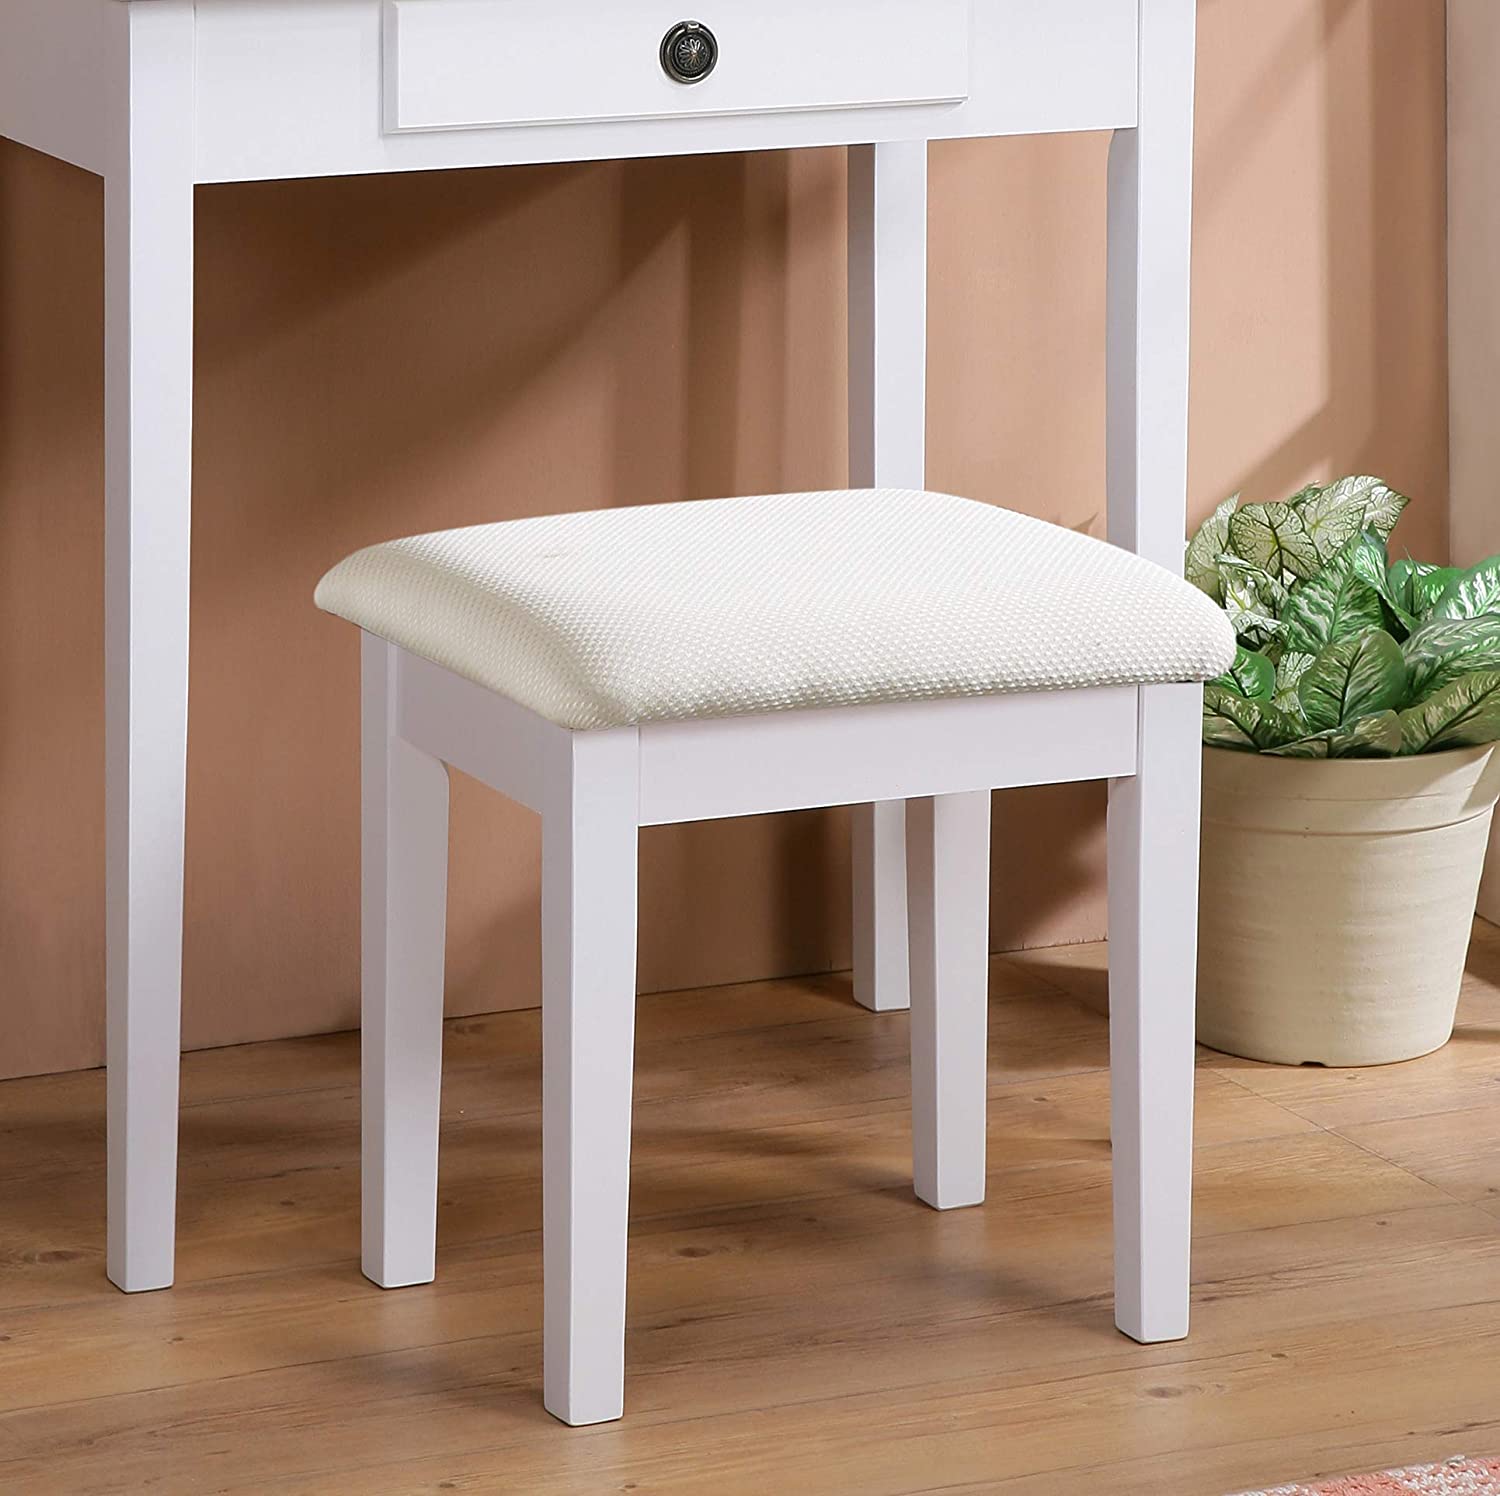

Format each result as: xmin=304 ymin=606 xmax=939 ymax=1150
xmin=851 ymin=802 xmax=911 ymax=1012
xmin=1107 ymin=682 xmax=1201 ymax=1343
xmin=907 ymin=791 xmax=991 ymax=1211
xmin=361 ymin=636 xmax=451 ymax=1290
xmin=542 ymin=728 xmax=640 ymax=1427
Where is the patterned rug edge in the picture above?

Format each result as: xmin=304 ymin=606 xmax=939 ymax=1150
xmin=1231 ymin=1455 xmax=1500 ymax=1495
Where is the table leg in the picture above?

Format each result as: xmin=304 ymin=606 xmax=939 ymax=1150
xmin=103 ymin=0 xmax=196 ymax=1293
xmin=847 ymin=139 xmax=928 ymax=1014
xmin=1104 ymin=0 xmax=1199 ymax=1341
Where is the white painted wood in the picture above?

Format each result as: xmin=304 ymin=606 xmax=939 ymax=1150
xmin=1101 ymin=0 xmax=1199 ymax=1343
xmin=397 ymin=649 xmax=568 ymax=818
xmin=848 ymin=137 xmax=929 ymax=1016
xmin=384 ymin=0 xmax=971 ymax=135
xmin=1106 ymin=681 xmax=1200 ymax=1343
xmin=848 ymin=140 xmax=929 ymax=495
xmin=541 ymin=727 xmax=641 ymax=1426
xmin=361 ymin=635 xmax=452 ymax=1290
xmin=907 ymin=791 xmax=991 ymax=1210
xmin=1105 ymin=0 xmax=1195 ymax=573
xmin=850 ymin=803 xmax=911 ymax=1014
xmin=0 ymin=0 xmax=111 ymax=174
xmin=191 ymin=0 xmax=1138 ymax=184
xmin=636 ymin=688 xmax=1138 ymax=827
xmin=1447 ymin=0 xmax=1500 ymax=922
xmin=386 ymin=654 xmax=1137 ymax=832
xmin=102 ymin=0 xmax=196 ymax=1296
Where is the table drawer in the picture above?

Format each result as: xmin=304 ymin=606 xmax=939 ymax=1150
xmin=383 ymin=0 xmax=973 ymax=134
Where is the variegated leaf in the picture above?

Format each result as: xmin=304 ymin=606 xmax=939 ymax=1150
xmin=1402 ymin=616 xmax=1500 ymax=700
xmin=1296 ymin=629 xmax=1407 ymax=733
xmin=1202 ymin=685 xmax=1260 ymax=751
xmin=1430 ymin=558 xmax=1500 ymax=622
xmin=1218 ymin=558 xmax=1286 ymax=647
xmin=1346 ymin=530 xmax=1389 ymax=591
xmin=1389 ymin=560 xmax=1460 ymax=620
xmin=1274 ymin=649 xmax=1316 ymax=690
xmin=1267 ymin=711 xmax=1403 ymax=759
xmin=1340 ymin=529 xmax=1414 ymax=638
xmin=1185 ymin=493 xmax=1239 ymax=601
xmin=1359 ymin=482 xmax=1409 ymax=541
xmin=1304 ymin=475 xmax=1409 ymax=544
xmin=1213 ymin=646 xmax=1276 ymax=702
xmin=1279 ymin=560 xmax=1386 ymax=655
xmin=1227 ymin=502 xmax=1321 ymax=581
xmin=1203 ymin=685 xmax=1303 ymax=752
xmin=1397 ymin=670 xmax=1500 ymax=754
xmin=1296 ymin=486 xmax=1368 ymax=562
xmin=1271 ymin=649 xmax=1315 ymax=715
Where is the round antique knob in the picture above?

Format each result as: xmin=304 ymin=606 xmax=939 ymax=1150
xmin=661 ymin=21 xmax=718 ymax=85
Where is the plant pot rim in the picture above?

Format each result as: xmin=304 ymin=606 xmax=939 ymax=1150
xmin=1202 ymin=739 xmax=1500 ymax=825
xmin=1202 ymin=742 xmax=1496 ymax=766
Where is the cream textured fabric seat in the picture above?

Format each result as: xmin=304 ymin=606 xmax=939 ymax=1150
xmin=315 ymin=488 xmax=1234 ymax=730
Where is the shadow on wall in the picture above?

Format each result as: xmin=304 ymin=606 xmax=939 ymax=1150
xmin=1189 ymin=0 xmax=1446 ymax=555
xmin=0 ymin=0 xmax=1450 ymax=1078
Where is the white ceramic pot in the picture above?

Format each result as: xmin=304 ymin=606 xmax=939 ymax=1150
xmin=1197 ymin=743 xmax=1500 ymax=1066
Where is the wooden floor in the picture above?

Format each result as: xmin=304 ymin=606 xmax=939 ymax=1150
xmin=5 ymin=931 xmax=1500 ymax=1495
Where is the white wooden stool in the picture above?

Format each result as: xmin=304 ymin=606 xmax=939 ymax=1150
xmin=315 ymin=485 xmax=1234 ymax=1425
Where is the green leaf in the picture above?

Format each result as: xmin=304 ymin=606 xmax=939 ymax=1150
xmin=1402 ymin=616 xmax=1500 ymax=700
xmin=1296 ymin=629 xmax=1407 ymax=733
xmin=1213 ymin=646 xmax=1276 ymax=701
xmin=1279 ymin=551 xmax=1386 ymax=655
xmin=1267 ymin=711 xmax=1403 ymax=759
xmin=1202 ymin=685 xmax=1304 ymax=752
xmin=1339 ymin=529 xmax=1415 ymax=639
xmin=1271 ymin=649 xmax=1315 ymax=715
xmin=1389 ymin=560 xmax=1460 ymax=620
xmin=1274 ymin=649 xmax=1316 ymax=690
xmin=1397 ymin=670 xmax=1500 ymax=754
xmin=1430 ymin=558 xmax=1500 ymax=621
xmin=1345 ymin=529 xmax=1388 ymax=585
xmin=1227 ymin=502 xmax=1321 ymax=581
xmin=1296 ymin=486 xmax=1368 ymax=562
xmin=1202 ymin=685 xmax=1260 ymax=751
xmin=1339 ymin=476 xmax=1408 ymax=541
xmin=1218 ymin=559 xmax=1287 ymax=648
xmin=1288 ymin=476 xmax=1408 ymax=555
xmin=1185 ymin=494 xmax=1239 ymax=601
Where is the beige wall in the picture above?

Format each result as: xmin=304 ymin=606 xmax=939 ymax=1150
xmin=1447 ymin=0 xmax=1496 ymax=573
xmin=0 ymin=0 xmax=1448 ymax=1080
xmin=1447 ymin=0 xmax=1500 ymax=919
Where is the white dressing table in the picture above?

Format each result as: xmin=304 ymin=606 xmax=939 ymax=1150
xmin=0 ymin=0 xmax=1196 ymax=1296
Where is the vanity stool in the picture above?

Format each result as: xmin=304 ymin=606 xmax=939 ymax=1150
xmin=315 ymin=485 xmax=1234 ymax=1426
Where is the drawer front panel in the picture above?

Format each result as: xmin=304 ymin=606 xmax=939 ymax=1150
xmin=384 ymin=0 xmax=973 ymax=133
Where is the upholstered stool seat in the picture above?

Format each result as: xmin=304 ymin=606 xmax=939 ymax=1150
xmin=315 ymin=488 xmax=1234 ymax=731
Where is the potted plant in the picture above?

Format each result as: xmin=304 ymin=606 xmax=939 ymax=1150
xmin=1188 ymin=476 xmax=1500 ymax=1065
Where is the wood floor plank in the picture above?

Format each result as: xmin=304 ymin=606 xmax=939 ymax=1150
xmin=1340 ymin=1101 xmax=1500 ymax=1211
xmin=1203 ymin=1029 xmax=1500 ymax=1131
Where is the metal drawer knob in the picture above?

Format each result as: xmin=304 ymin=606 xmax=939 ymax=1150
xmin=661 ymin=20 xmax=718 ymax=85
